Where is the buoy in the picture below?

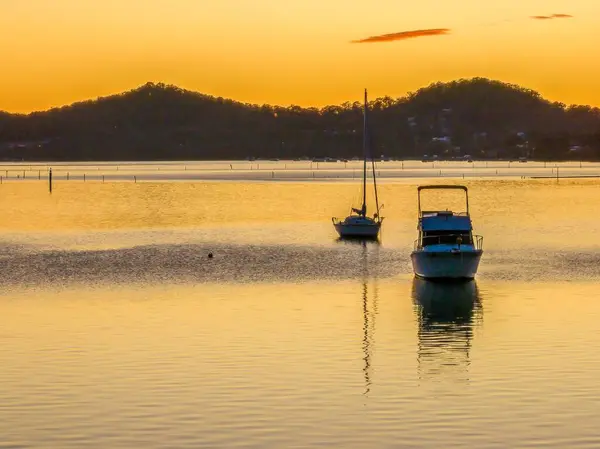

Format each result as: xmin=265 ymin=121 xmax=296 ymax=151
xmin=208 ymin=252 xmax=213 ymax=259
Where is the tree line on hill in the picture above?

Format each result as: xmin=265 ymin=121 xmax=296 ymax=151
xmin=1 ymin=78 xmax=599 ymax=161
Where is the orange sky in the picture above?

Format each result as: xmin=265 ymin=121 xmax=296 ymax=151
xmin=1 ymin=0 xmax=599 ymax=113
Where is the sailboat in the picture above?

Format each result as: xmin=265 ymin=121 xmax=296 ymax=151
xmin=332 ymin=89 xmax=383 ymax=239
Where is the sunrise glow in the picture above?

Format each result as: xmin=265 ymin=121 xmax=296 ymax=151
xmin=1 ymin=0 xmax=599 ymax=112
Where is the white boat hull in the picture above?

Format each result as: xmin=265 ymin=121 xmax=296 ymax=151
xmin=411 ymin=249 xmax=482 ymax=280
xmin=334 ymin=222 xmax=380 ymax=238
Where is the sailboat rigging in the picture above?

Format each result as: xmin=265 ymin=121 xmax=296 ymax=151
xmin=332 ymin=89 xmax=383 ymax=239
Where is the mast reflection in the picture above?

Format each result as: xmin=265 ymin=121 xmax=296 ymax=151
xmin=412 ymin=279 xmax=483 ymax=382
xmin=358 ymin=240 xmax=378 ymax=395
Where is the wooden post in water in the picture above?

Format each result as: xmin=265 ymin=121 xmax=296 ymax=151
xmin=134 ymin=176 xmax=137 ymax=183
xmin=67 ymin=172 xmax=69 ymax=181
xmin=102 ymin=175 xmax=105 ymax=183
xmin=83 ymin=173 xmax=86 ymax=182
xmin=49 ymin=168 xmax=52 ymax=193
xmin=38 ymin=170 xmax=41 ymax=180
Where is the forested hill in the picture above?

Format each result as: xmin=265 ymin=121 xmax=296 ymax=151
xmin=1 ymin=78 xmax=600 ymax=161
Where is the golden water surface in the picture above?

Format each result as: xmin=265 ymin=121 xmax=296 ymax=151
xmin=1 ymin=175 xmax=600 ymax=448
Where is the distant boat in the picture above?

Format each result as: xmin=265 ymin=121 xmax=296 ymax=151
xmin=332 ymin=89 xmax=383 ymax=239
xmin=410 ymin=185 xmax=483 ymax=280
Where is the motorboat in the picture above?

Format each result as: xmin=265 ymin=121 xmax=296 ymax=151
xmin=410 ymin=185 xmax=483 ymax=280
xmin=332 ymin=89 xmax=383 ymax=239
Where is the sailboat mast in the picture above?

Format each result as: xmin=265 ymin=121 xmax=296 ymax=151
xmin=371 ymin=135 xmax=381 ymax=221
xmin=362 ymin=89 xmax=368 ymax=215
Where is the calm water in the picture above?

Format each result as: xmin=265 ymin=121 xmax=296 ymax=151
xmin=1 ymin=171 xmax=600 ymax=448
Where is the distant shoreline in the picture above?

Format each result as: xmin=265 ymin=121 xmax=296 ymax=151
xmin=2 ymin=79 xmax=599 ymax=162
xmin=0 ymin=158 xmax=597 ymax=164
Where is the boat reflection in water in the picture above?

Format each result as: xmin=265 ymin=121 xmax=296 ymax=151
xmin=337 ymin=238 xmax=379 ymax=395
xmin=335 ymin=235 xmax=382 ymax=245
xmin=412 ymin=278 xmax=483 ymax=382
xmin=349 ymin=240 xmax=379 ymax=395
xmin=360 ymin=272 xmax=378 ymax=396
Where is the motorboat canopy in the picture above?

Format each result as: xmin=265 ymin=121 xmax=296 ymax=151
xmin=415 ymin=185 xmax=478 ymax=249
xmin=420 ymin=213 xmax=472 ymax=232
xmin=417 ymin=185 xmax=469 ymax=216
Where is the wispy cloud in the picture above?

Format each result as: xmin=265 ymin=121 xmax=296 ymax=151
xmin=530 ymin=13 xmax=573 ymax=20
xmin=351 ymin=28 xmax=450 ymax=44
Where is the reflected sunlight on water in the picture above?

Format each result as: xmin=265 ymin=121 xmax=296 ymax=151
xmin=1 ymin=174 xmax=600 ymax=447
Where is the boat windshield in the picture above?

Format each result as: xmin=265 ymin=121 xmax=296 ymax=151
xmin=422 ymin=231 xmax=472 ymax=247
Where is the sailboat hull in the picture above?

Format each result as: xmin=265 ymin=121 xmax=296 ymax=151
xmin=334 ymin=220 xmax=381 ymax=238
